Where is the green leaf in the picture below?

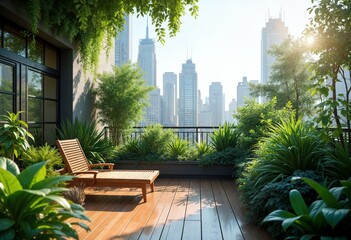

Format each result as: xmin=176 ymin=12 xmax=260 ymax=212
xmin=282 ymin=215 xmax=304 ymax=231
xmin=263 ymin=209 xmax=296 ymax=223
xmin=45 ymin=195 xmax=71 ymax=210
xmin=290 ymin=189 xmax=309 ymax=215
xmin=302 ymin=178 xmax=340 ymax=208
xmin=0 ymin=157 xmax=20 ymax=175
xmin=322 ymin=208 xmax=350 ymax=228
xmin=32 ymin=175 xmax=72 ymax=189
xmin=0 ymin=168 xmax=22 ymax=194
xmin=17 ymin=161 xmax=47 ymax=189
xmin=0 ymin=218 xmax=15 ymax=231
xmin=301 ymin=234 xmax=319 ymax=240
xmin=0 ymin=228 xmax=16 ymax=240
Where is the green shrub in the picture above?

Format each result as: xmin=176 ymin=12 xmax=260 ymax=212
xmin=0 ymin=160 xmax=89 ymax=239
xmin=263 ymin=177 xmax=351 ymax=239
xmin=199 ymin=147 xmax=237 ymax=166
xmin=211 ymin=123 xmax=239 ymax=152
xmin=20 ymin=144 xmax=63 ymax=177
xmin=324 ymin=142 xmax=351 ymax=180
xmin=57 ymin=118 xmax=114 ymax=164
xmin=0 ymin=111 xmax=34 ymax=160
xmin=244 ymin=118 xmax=329 ymax=191
xmin=195 ymin=141 xmax=213 ymax=158
xmin=165 ymin=138 xmax=196 ymax=161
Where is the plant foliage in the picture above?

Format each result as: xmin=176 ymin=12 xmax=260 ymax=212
xmin=165 ymin=137 xmax=195 ymax=161
xmin=0 ymin=111 xmax=34 ymax=160
xmin=95 ymin=64 xmax=153 ymax=146
xmin=24 ymin=0 xmax=199 ymax=73
xmin=20 ymin=144 xmax=63 ymax=177
xmin=57 ymin=118 xmax=114 ymax=164
xmin=263 ymin=177 xmax=351 ymax=239
xmin=210 ymin=122 xmax=239 ymax=152
xmin=0 ymin=161 xmax=90 ymax=239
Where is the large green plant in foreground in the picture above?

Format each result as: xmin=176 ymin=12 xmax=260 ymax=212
xmin=0 ymin=158 xmax=89 ymax=239
xmin=263 ymin=177 xmax=351 ymax=239
xmin=24 ymin=0 xmax=198 ymax=73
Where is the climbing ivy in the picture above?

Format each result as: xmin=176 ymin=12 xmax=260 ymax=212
xmin=24 ymin=0 xmax=199 ymax=74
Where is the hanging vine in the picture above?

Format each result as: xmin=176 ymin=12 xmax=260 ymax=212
xmin=23 ymin=0 xmax=199 ymax=74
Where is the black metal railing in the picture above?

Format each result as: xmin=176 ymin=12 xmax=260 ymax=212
xmin=104 ymin=126 xmax=220 ymax=145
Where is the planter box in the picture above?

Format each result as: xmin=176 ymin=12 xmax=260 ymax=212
xmin=115 ymin=160 xmax=233 ymax=178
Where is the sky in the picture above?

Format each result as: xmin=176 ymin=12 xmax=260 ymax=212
xmin=131 ymin=0 xmax=313 ymax=109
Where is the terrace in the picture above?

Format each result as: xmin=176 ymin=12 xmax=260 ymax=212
xmin=74 ymin=178 xmax=271 ymax=240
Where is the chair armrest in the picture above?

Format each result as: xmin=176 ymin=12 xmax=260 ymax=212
xmin=89 ymin=163 xmax=114 ymax=170
xmin=72 ymin=170 xmax=99 ymax=184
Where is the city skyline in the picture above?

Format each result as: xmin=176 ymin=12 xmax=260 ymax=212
xmin=131 ymin=0 xmax=312 ymax=109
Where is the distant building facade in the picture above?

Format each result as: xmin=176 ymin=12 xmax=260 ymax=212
xmin=114 ymin=15 xmax=132 ymax=66
xmin=137 ymin=22 xmax=159 ymax=125
xmin=237 ymin=77 xmax=258 ymax=108
xmin=261 ymin=17 xmax=288 ymax=101
xmin=162 ymin=72 xmax=178 ymax=126
xmin=209 ymin=82 xmax=224 ymax=125
xmin=179 ymin=59 xmax=198 ymax=126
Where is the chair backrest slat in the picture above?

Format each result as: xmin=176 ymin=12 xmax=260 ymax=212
xmin=56 ymin=139 xmax=90 ymax=173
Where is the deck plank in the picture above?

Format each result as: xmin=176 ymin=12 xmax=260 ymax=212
xmin=74 ymin=178 xmax=271 ymax=240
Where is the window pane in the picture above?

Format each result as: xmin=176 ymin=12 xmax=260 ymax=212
xmin=45 ymin=45 xmax=57 ymax=69
xmin=0 ymin=63 xmax=13 ymax=92
xmin=28 ymin=98 xmax=42 ymax=122
xmin=44 ymin=100 xmax=57 ymax=122
xmin=0 ymin=94 xmax=13 ymax=116
xmin=44 ymin=124 xmax=56 ymax=145
xmin=44 ymin=75 xmax=57 ymax=99
xmin=28 ymin=70 xmax=42 ymax=97
xmin=3 ymin=27 xmax=26 ymax=57
xmin=28 ymin=39 xmax=44 ymax=64
xmin=28 ymin=124 xmax=43 ymax=146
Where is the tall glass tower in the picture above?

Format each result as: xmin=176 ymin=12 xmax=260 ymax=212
xmin=261 ymin=17 xmax=288 ymax=101
xmin=163 ymin=72 xmax=177 ymax=126
xmin=209 ymin=82 xmax=224 ymax=125
xmin=179 ymin=59 xmax=198 ymax=126
xmin=114 ymin=15 xmax=132 ymax=66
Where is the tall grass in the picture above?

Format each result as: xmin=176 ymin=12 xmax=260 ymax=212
xmin=211 ymin=122 xmax=240 ymax=152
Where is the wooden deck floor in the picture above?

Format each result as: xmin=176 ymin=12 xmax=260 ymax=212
xmin=75 ymin=178 xmax=272 ymax=240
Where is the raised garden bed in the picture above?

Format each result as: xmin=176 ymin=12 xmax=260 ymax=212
xmin=114 ymin=160 xmax=234 ymax=178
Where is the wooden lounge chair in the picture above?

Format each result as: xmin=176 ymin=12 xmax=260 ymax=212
xmin=56 ymin=139 xmax=159 ymax=202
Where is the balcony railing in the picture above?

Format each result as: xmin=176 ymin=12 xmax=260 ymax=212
xmin=104 ymin=126 xmax=220 ymax=145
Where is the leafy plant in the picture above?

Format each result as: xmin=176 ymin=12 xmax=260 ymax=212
xmin=0 ymin=111 xmax=34 ymax=160
xmin=195 ymin=141 xmax=213 ymax=158
xmin=95 ymin=64 xmax=153 ymax=146
xmin=246 ymin=117 xmax=329 ymax=190
xmin=0 ymin=160 xmax=90 ymax=239
xmin=210 ymin=122 xmax=239 ymax=152
xmin=165 ymin=138 xmax=195 ymax=161
xmin=63 ymin=183 xmax=86 ymax=205
xmin=199 ymin=147 xmax=237 ymax=166
xmin=20 ymin=144 xmax=63 ymax=177
xmin=57 ymin=118 xmax=114 ymax=164
xmin=324 ymin=142 xmax=351 ymax=181
xmin=263 ymin=177 xmax=351 ymax=239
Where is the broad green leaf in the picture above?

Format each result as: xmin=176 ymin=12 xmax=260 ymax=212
xmin=32 ymin=175 xmax=72 ymax=189
xmin=301 ymin=234 xmax=319 ymax=240
xmin=290 ymin=189 xmax=309 ymax=215
xmin=17 ymin=161 xmax=47 ymax=189
xmin=262 ymin=209 xmax=296 ymax=223
xmin=45 ymin=195 xmax=71 ymax=210
xmin=0 ymin=218 xmax=15 ymax=231
xmin=0 ymin=228 xmax=15 ymax=240
xmin=322 ymin=208 xmax=350 ymax=228
xmin=282 ymin=215 xmax=303 ymax=231
xmin=0 ymin=168 xmax=22 ymax=195
xmin=302 ymin=178 xmax=340 ymax=208
xmin=0 ymin=157 xmax=20 ymax=175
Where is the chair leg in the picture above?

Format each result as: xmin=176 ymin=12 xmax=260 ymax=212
xmin=150 ymin=182 xmax=155 ymax=192
xmin=142 ymin=185 xmax=147 ymax=203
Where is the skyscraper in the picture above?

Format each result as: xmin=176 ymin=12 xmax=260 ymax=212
xmin=209 ymin=82 xmax=224 ymax=125
xmin=137 ymin=21 xmax=159 ymax=125
xmin=179 ymin=59 xmax=198 ymax=126
xmin=261 ymin=16 xmax=289 ymax=97
xmin=162 ymin=72 xmax=177 ymax=126
xmin=237 ymin=77 xmax=258 ymax=108
xmin=137 ymin=21 xmax=156 ymax=87
xmin=114 ymin=15 xmax=132 ymax=66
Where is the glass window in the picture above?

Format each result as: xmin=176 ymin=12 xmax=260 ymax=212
xmin=45 ymin=45 xmax=57 ymax=69
xmin=28 ymin=98 xmax=42 ymax=122
xmin=44 ymin=100 xmax=57 ymax=122
xmin=28 ymin=39 xmax=44 ymax=64
xmin=28 ymin=70 xmax=43 ymax=97
xmin=0 ymin=63 xmax=13 ymax=92
xmin=44 ymin=124 xmax=56 ymax=145
xmin=44 ymin=75 xmax=57 ymax=99
xmin=0 ymin=94 xmax=13 ymax=116
xmin=3 ymin=26 xmax=26 ymax=57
